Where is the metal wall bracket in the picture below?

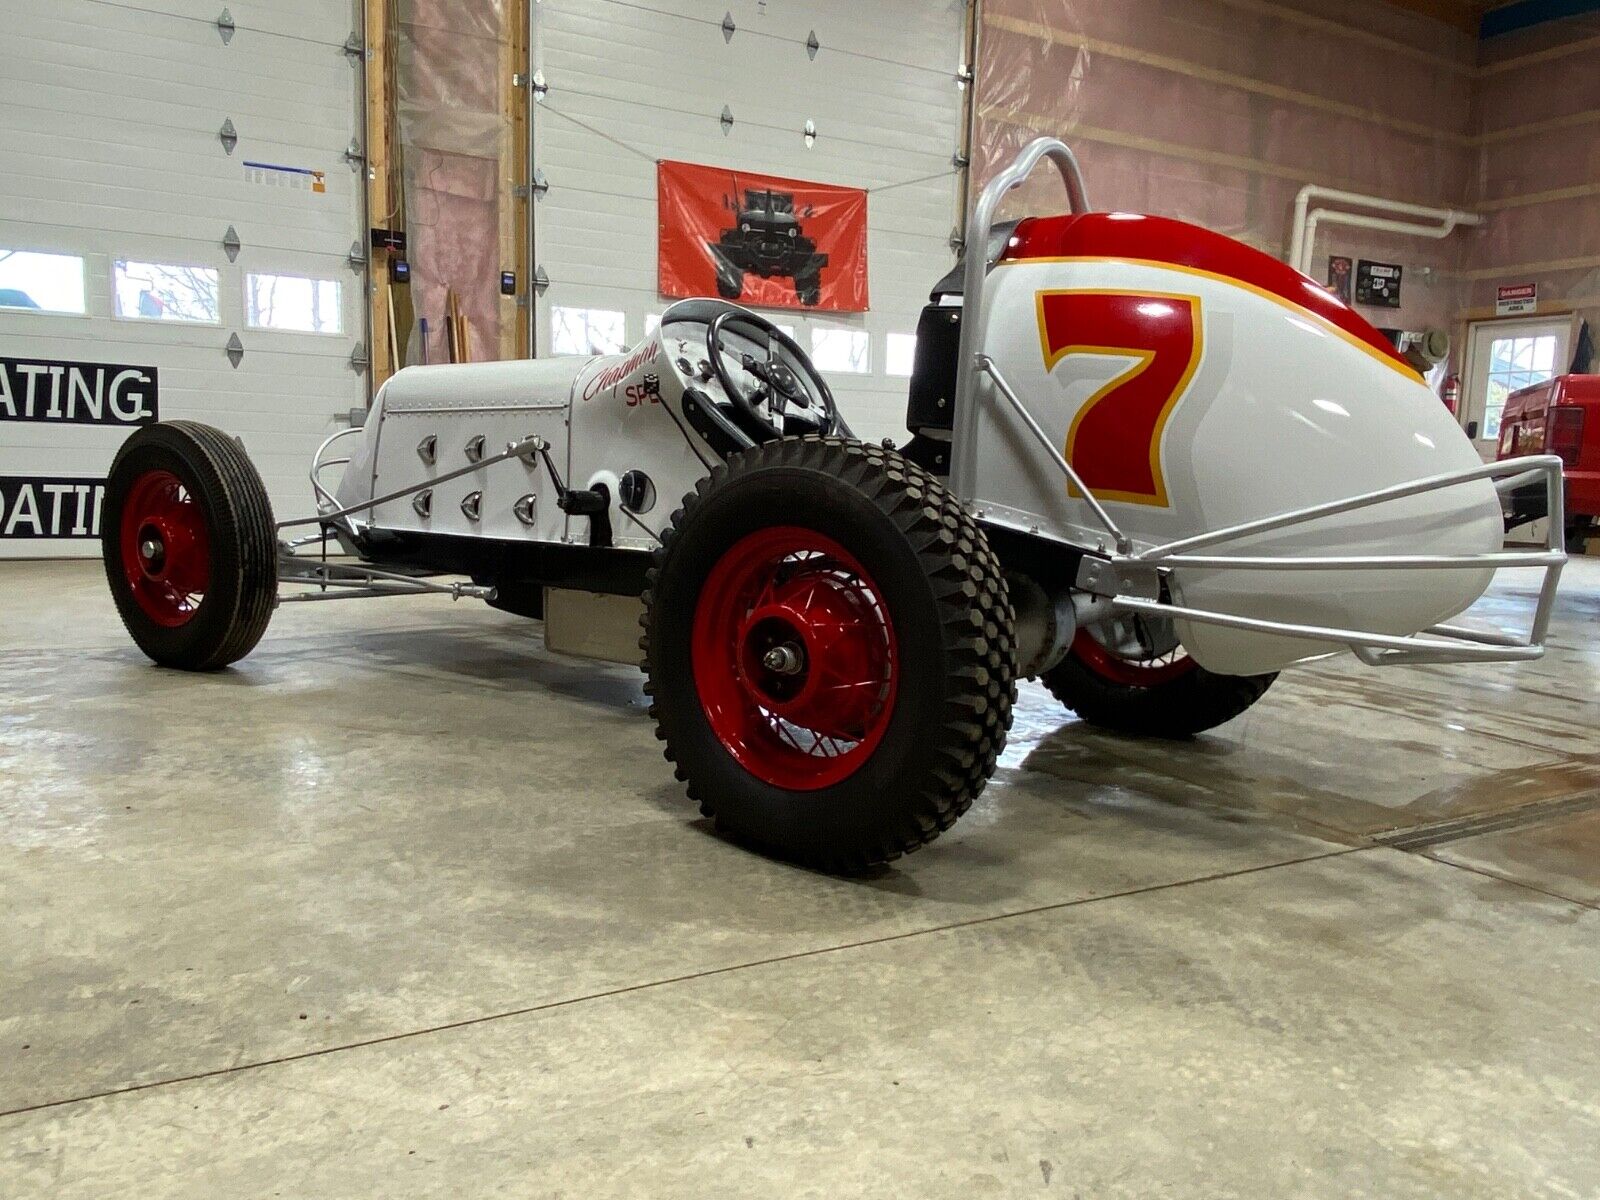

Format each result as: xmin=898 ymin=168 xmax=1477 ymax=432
xmin=948 ymin=226 xmax=964 ymax=254
xmin=464 ymin=434 xmax=486 ymax=463
xmin=720 ymin=105 xmax=734 ymax=135
xmin=952 ymin=150 xmax=970 ymax=169
xmin=722 ymin=12 xmax=736 ymax=41
xmin=513 ymin=495 xmax=538 ymax=526
xmin=460 ymin=492 xmax=483 ymax=522
xmin=807 ymin=30 xmax=820 ymax=59
xmin=347 ymin=241 xmax=368 ymax=270
xmin=532 ymin=168 xmax=549 ymax=197
xmin=349 ymin=343 xmax=369 ymax=372
xmin=222 ymin=225 xmax=242 ymax=263
xmin=416 ymin=435 xmax=437 ymax=465
xmin=533 ymin=265 xmax=550 ymax=296
xmin=412 ymin=490 xmax=433 ymax=518
xmin=216 ymin=7 xmax=235 ymax=44
xmin=1075 ymin=557 xmax=1160 ymax=601
xmin=803 ymin=119 xmax=817 ymax=148
xmin=343 ymin=139 xmax=365 ymax=170
xmin=225 ymin=333 xmax=245 ymax=368
xmin=342 ymin=32 xmax=364 ymax=62
xmin=531 ymin=70 xmax=547 ymax=99
xmin=218 ymin=118 xmax=238 ymax=156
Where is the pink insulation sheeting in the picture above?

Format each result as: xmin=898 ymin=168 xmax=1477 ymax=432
xmin=974 ymin=1 xmax=1600 ymax=359
xmin=396 ymin=0 xmax=510 ymax=363
xmin=1466 ymin=14 xmax=1600 ymax=334
xmin=974 ymin=0 xmax=1479 ymax=334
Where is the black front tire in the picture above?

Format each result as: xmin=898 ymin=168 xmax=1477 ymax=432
xmin=101 ymin=421 xmax=277 ymax=670
xmin=641 ymin=437 xmax=1017 ymax=872
xmin=1043 ymin=650 xmax=1275 ymax=739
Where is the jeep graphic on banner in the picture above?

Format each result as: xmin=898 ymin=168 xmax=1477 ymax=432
xmin=658 ymin=161 xmax=868 ymax=313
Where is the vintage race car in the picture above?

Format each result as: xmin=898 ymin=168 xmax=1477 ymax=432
xmin=100 ymin=139 xmax=1567 ymax=872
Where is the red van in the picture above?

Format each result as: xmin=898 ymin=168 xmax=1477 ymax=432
xmin=1498 ymin=374 xmax=1599 ymax=552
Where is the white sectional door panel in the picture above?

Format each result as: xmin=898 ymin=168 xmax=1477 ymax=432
xmin=0 ymin=0 xmax=367 ymax=557
xmin=531 ymin=0 xmax=968 ymax=442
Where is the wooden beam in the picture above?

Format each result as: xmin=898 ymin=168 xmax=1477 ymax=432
xmin=1373 ymin=0 xmax=1482 ymax=33
xmin=365 ymin=0 xmax=396 ymax=391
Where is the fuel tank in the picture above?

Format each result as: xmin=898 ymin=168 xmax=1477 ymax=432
xmin=968 ymin=212 xmax=1501 ymax=674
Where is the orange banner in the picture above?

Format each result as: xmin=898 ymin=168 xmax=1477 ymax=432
xmin=658 ymin=160 xmax=868 ymax=313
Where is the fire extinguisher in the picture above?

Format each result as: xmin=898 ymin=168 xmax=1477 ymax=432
xmin=1441 ymin=373 xmax=1461 ymax=415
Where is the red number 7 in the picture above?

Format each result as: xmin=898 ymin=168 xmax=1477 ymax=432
xmin=1035 ymin=289 xmax=1204 ymax=507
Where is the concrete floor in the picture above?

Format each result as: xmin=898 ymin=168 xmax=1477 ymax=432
xmin=1 ymin=557 xmax=1597 ymax=1198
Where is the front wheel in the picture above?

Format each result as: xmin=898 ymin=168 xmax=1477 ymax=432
xmin=1043 ymin=614 xmax=1275 ymax=739
xmin=101 ymin=421 xmax=277 ymax=670
xmin=641 ymin=437 xmax=1017 ymax=872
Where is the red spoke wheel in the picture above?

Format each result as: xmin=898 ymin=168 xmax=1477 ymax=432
xmin=118 ymin=469 xmax=212 ymax=627
xmin=1042 ymin=618 xmax=1275 ymax=738
xmin=102 ymin=422 xmax=278 ymax=670
xmin=643 ymin=437 xmax=1016 ymax=873
xmin=692 ymin=526 xmax=898 ymax=791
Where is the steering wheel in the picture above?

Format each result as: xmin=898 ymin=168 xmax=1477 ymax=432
xmin=706 ymin=309 xmax=841 ymax=441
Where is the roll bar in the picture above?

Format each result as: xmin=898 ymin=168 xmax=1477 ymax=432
xmin=949 ymin=137 xmax=1092 ymax=502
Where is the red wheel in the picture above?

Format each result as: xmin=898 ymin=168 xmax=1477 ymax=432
xmin=102 ymin=422 xmax=277 ymax=670
xmin=1044 ymin=615 xmax=1275 ymax=738
xmin=643 ymin=437 xmax=1017 ymax=871
xmin=692 ymin=526 xmax=897 ymax=791
xmin=118 ymin=469 xmax=213 ymax=628
xmin=1070 ymin=625 xmax=1195 ymax=688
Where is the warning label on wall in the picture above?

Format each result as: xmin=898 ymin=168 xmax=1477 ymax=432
xmin=1496 ymin=283 xmax=1538 ymax=316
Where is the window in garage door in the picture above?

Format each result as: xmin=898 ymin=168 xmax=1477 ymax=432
xmin=0 ymin=0 xmax=371 ymax=559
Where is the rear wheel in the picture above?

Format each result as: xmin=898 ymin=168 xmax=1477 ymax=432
xmin=642 ymin=437 xmax=1016 ymax=872
xmin=1043 ymin=610 xmax=1275 ymax=738
xmin=101 ymin=421 xmax=277 ymax=670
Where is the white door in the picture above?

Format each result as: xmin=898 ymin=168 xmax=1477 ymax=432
xmin=1462 ymin=317 xmax=1572 ymax=459
xmin=529 ymin=0 xmax=968 ymax=444
xmin=0 ymin=0 xmax=369 ymax=558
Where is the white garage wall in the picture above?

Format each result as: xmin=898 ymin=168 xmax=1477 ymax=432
xmin=531 ymin=0 xmax=969 ymax=443
xmin=0 ymin=0 xmax=369 ymax=557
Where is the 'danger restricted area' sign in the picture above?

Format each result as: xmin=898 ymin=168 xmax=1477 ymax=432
xmin=0 ymin=356 xmax=158 ymax=426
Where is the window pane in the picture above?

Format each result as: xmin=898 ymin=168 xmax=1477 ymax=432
xmin=115 ymin=260 xmax=220 ymax=324
xmin=886 ymin=333 xmax=917 ymax=377
xmin=811 ymin=327 xmax=870 ymax=374
xmin=551 ymin=306 xmax=626 ymax=355
xmin=1531 ymin=336 xmax=1556 ymax=371
xmin=0 ymin=249 xmax=86 ymax=314
xmin=246 ymin=273 xmax=342 ymax=333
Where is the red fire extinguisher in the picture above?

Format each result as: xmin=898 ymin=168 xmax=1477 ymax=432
xmin=1441 ymin=373 xmax=1461 ymax=415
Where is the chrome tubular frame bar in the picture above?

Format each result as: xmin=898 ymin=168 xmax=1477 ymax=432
xmin=278 ymin=434 xmax=544 ymax=532
xmin=1108 ymin=453 xmax=1567 ymax=665
xmin=950 ymin=136 xmax=1092 ymax=502
xmin=976 ymin=346 xmax=1565 ymax=665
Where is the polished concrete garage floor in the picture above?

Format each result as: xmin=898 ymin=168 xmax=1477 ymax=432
xmin=2 ymin=557 xmax=1597 ymax=1197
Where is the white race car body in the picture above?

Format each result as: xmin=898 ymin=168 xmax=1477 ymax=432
xmin=314 ymin=138 xmax=1561 ymax=679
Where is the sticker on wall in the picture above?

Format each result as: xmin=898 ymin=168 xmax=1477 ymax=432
xmin=657 ymin=160 xmax=868 ymax=312
xmin=0 ymin=357 xmax=158 ymax=426
xmin=1355 ymin=260 xmax=1403 ymax=309
xmin=244 ymin=161 xmax=327 ymax=194
xmin=1326 ymin=255 xmax=1353 ymax=305
xmin=0 ymin=478 xmax=104 ymax=539
xmin=1496 ymin=283 xmax=1537 ymax=317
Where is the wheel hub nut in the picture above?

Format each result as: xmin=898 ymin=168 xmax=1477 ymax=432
xmin=762 ymin=644 xmax=804 ymax=675
xmin=140 ymin=538 xmax=161 ymax=561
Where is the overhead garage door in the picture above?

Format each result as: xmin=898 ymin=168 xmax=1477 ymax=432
xmin=0 ymin=0 xmax=369 ymax=558
xmin=529 ymin=0 xmax=969 ymax=442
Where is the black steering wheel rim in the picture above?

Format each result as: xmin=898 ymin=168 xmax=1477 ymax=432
xmin=706 ymin=308 xmax=839 ymax=441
